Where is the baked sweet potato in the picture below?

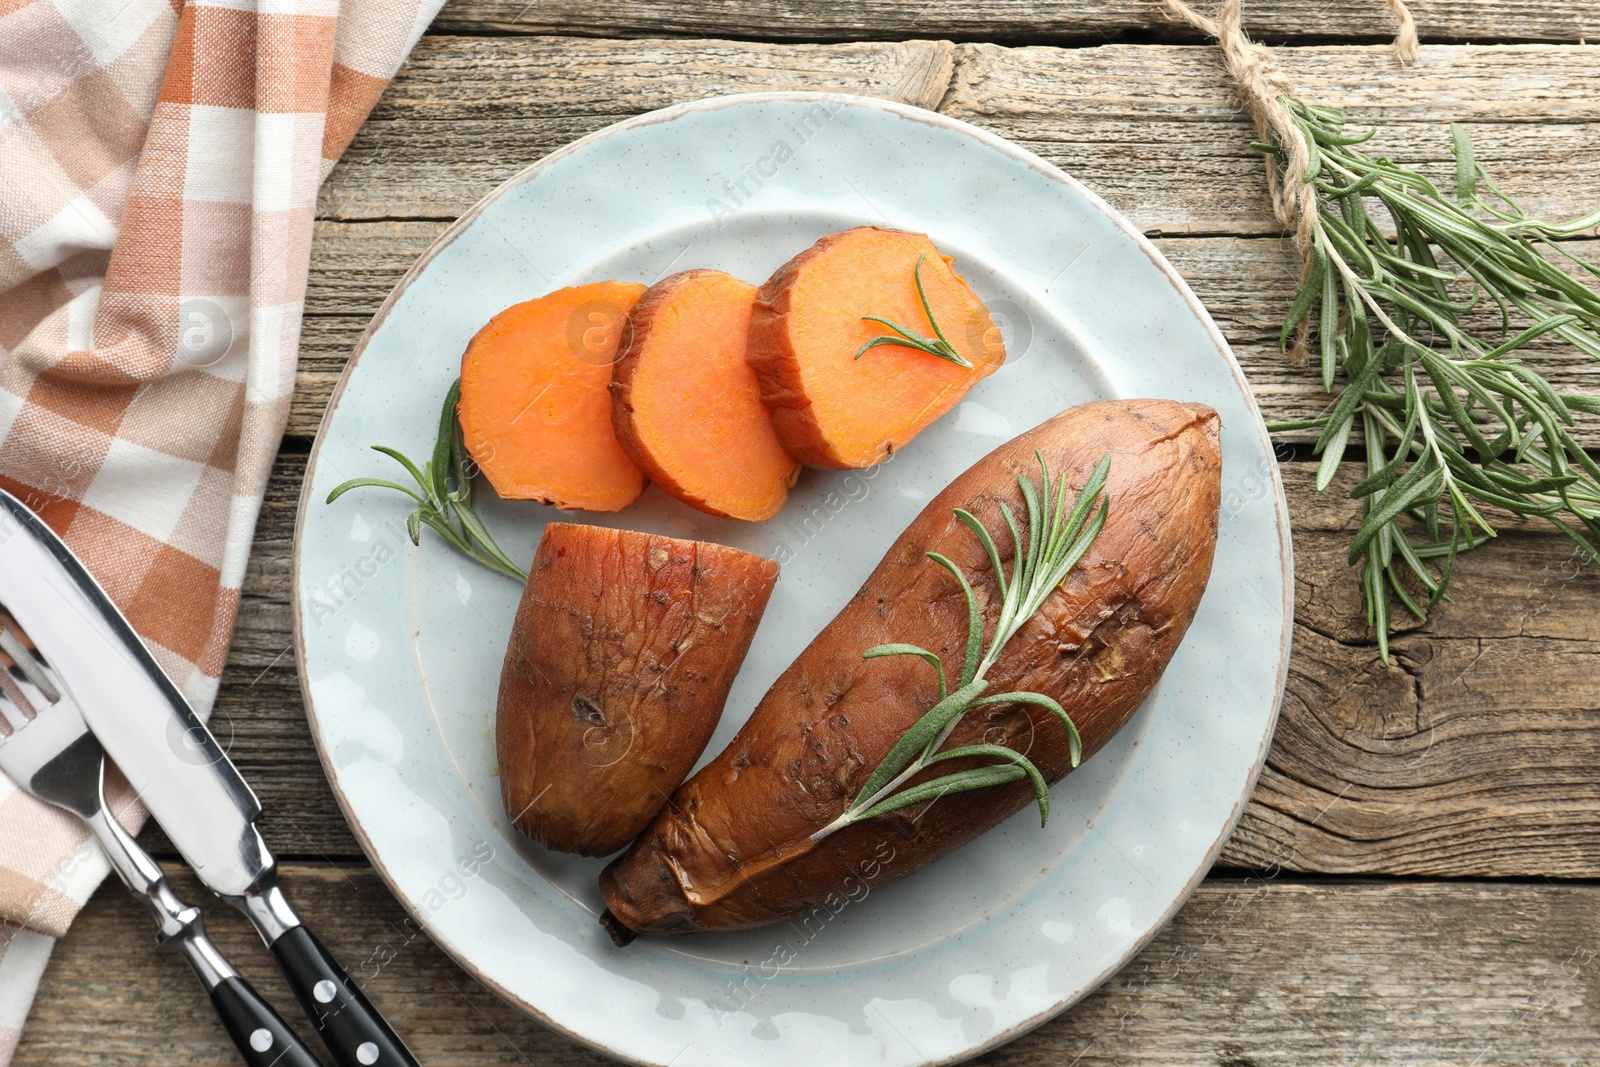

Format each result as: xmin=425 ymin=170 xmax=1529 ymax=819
xmin=459 ymin=281 xmax=648 ymax=511
xmin=611 ymin=270 xmax=801 ymax=521
xmin=498 ymin=522 xmax=779 ymax=857
xmin=746 ymin=227 xmax=1006 ymax=470
xmin=599 ymin=398 xmax=1221 ymax=936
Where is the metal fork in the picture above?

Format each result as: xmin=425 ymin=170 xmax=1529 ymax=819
xmin=0 ymin=612 xmax=322 ymax=1067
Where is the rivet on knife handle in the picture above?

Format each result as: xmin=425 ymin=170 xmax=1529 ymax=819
xmin=207 ymin=975 xmax=324 ymax=1067
xmin=269 ymin=923 xmax=421 ymax=1067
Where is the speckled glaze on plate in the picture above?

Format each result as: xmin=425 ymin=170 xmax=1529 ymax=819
xmin=293 ymin=92 xmax=1292 ymax=1067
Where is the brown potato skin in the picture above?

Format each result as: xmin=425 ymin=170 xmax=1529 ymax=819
xmin=599 ymin=399 xmax=1221 ymax=933
xmin=497 ymin=523 xmax=779 ymax=857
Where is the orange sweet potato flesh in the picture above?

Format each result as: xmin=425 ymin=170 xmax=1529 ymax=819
xmin=460 ymin=282 xmax=647 ymax=512
xmin=497 ymin=522 xmax=779 ymax=857
xmin=599 ymin=399 xmax=1221 ymax=936
xmin=747 ymin=227 xmax=1007 ymax=470
xmin=611 ymin=270 xmax=801 ymax=522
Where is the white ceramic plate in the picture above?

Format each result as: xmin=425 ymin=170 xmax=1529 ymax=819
xmin=293 ymin=93 xmax=1292 ymax=1067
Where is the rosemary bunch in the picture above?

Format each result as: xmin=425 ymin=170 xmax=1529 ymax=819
xmin=326 ymin=378 xmax=528 ymax=582
xmin=810 ymin=453 xmax=1111 ymax=844
xmin=1263 ymin=107 xmax=1600 ymax=660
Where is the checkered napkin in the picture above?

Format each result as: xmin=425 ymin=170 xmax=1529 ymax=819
xmin=0 ymin=0 xmax=442 ymax=1056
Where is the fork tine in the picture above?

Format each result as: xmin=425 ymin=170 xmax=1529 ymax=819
xmin=0 ymin=618 xmax=59 ymax=705
xmin=0 ymin=648 xmax=30 ymax=737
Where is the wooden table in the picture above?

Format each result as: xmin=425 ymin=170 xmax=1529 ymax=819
xmin=18 ymin=3 xmax=1600 ymax=1063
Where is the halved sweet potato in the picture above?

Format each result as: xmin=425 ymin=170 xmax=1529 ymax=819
xmin=460 ymin=281 xmax=647 ymax=511
xmin=497 ymin=522 xmax=780 ymax=857
xmin=747 ymin=227 xmax=1006 ymax=470
xmin=600 ymin=399 xmax=1221 ymax=936
xmin=611 ymin=269 xmax=801 ymax=521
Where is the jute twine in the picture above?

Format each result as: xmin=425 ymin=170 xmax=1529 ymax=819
xmin=1161 ymin=0 xmax=1419 ymax=258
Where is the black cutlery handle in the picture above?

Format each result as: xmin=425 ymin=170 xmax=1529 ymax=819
xmin=209 ymin=976 xmax=325 ymax=1067
xmin=270 ymin=925 xmax=421 ymax=1067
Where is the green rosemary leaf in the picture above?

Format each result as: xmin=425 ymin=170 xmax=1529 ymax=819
xmin=927 ymin=744 xmax=1051 ymax=825
xmin=1316 ymin=355 xmax=1381 ymax=452
xmin=416 ymin=509 xmax=477 ymax=558
xmin=1386 ymin=559 xmax=1429 ymax=621
xmin=1017 ymin=469 xmax=1045 ymax=588
xmin=1265 ymin=417 xmax=1333 ymax=433
xmin=1484 ymin=314 xmax=1581 ymax=360
xmin=954 ymin=509 xmax=1007 ymax=605
xmin=429 ymin=379 xmax=455 ymax=505
xmin=449 ymin=496 xmax=528 ymax=581
xmin=855 ymin=256 xmax=976 ymax=369
xmin=972 ymin=691 xmax=1083 ymax=767
xmin=849 ymin=677 xmax=990 ymax=810
xmin=1349 ymin=461 xmax=1445 ymax=564
xmin=1316 ymin=411 xmax=1355 ymax=493
xmin=1319 ymin=246 xmax=1340 ymax=390
xmin=1302 ymin=129 xmax=1322 ymax=183
xmin=1450 ymin=123 xmax=1477 ymax=205
xmin=1367 ymin=540 xmax=1390 ymax=663
xmin=371 ymin=445 xmax=434 ymax=504
xmin=1286 ymin=247 xmax=1324 ymax=351
xmin=326 ymin=477 xmax=425 ymax=506
xmin=852 ymin=764 xmax=1027 ymax=822
xmin=1390 ymin=526 xmax=1440 ymax=594
xmin=913 ymin=253 xmax=957 ymax=353
xmin=862 ymin=643 xmax=948 ymax=700
xmin=927 ymin=552 xmax=984 ymax=686
xmin=327 ymin=379 xmax=530 ymax=583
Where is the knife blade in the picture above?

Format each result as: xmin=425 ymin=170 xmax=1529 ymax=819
xmin=0 ymin=492 xmax=421 ymax=1067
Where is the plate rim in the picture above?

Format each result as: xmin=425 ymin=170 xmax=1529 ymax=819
xmin=291 ymin=89 xmax=1295 ymax=1065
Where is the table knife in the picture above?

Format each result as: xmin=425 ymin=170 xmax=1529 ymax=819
xmin=0 ymin=491 xmax=422 ymax=1067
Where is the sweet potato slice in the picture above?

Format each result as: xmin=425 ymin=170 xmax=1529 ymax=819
xmin=611 ymin=270 xmax=801 ymax=522
xmin=747 ymin=226 xmax=1006 ymax=470
xmin=460 ymin=281 xmax=647 ymax=512
xmin=599 ymin=399 xmax=1221 ymax=936
xmin=497 ymin=522 xmax=779 ymax=857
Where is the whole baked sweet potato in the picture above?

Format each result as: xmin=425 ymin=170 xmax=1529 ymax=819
xmin=599 ymin=398 xmax=1221 ymax=936
xmin=498 ymin=522 xmax=779 ymax=856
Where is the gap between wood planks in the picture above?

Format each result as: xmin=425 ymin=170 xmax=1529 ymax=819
xmin=421 ymin=0 xmax=1600 ymax=47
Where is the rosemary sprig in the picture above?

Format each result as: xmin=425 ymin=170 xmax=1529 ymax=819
xmin=854 ymin=253 xmax=975 ymax=368
xmin=1262 ymin=106 xmax=1600 ymax=661
xmin=810 ymin=452 xmax=1111 ymax=843
xmin=326 ymin=378 xmax=528 ymax=583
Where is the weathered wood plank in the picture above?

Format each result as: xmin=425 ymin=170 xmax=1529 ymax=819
xmin=944 ymin=42 xmax=1600 ymax=234
xmin=429 ymin=0 xmax=1600 ymax=46
xmin=18 ymin=866 xmax=1600 ymax=1065
xmin=293 ymin=224 xmax=1600 ymax=443
xmin=319 ymin=35 xmax=954 ymax=220
xmin=191 ymin=453 xmax=1600 ymax=876
xmin=322 ymin=37 xmax=1600 ymax=241
xmin=1221 ymin=462 xmax=1600 ymax=876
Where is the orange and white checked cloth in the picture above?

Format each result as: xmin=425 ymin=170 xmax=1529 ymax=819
xmin=0 ymin=0 xmax=443 ymax=1056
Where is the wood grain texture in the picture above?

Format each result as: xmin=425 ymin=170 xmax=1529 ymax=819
xmin=17 ymin=865 xmax=1600 ymax=1065
xmin=293 ymin=225 xmax=1600 ymax=443
xmin=322 ymin=38 xmax=1600 ymax=239
xmin=942 ymin=42 xmax=1600 ymax=234
xmin=429 ymin=0 xmax=1600 ymax=45
xmin=320 ymin=35 xmax=954 ymax=220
